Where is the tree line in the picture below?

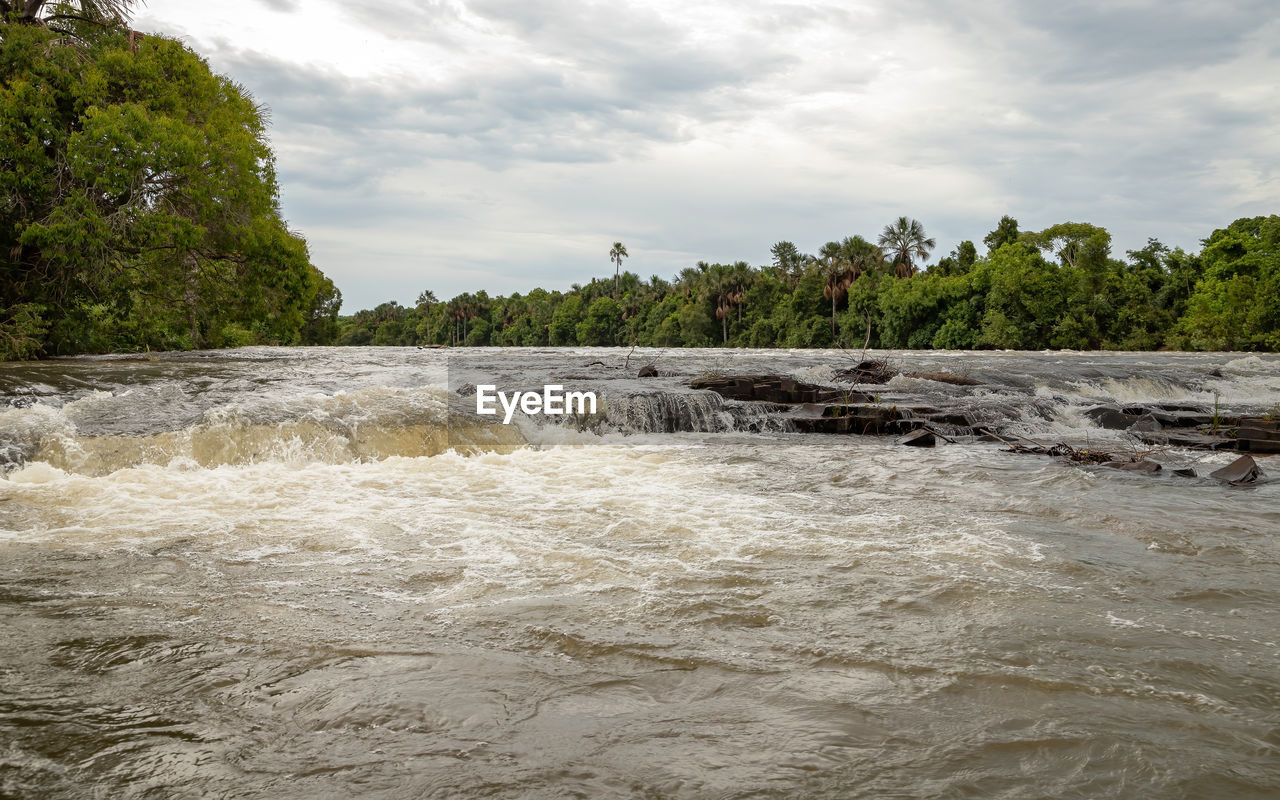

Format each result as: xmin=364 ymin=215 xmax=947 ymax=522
xmin=338 ymin=214 xmax=1279 ymax=352
xmin=1 ymin=2 xmax=341 ymax=360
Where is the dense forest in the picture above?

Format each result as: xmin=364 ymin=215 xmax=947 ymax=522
xmin=338 ymin=214 xmax=1279 ymax=352
xmin=0 ymin=2 xmax=340 ymax=360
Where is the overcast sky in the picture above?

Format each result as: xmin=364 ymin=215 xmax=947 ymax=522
xmin=133 ymin=0 xmax=1279 ymax=311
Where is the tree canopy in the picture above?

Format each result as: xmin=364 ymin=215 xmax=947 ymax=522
xmin=337 ymin=215 xmax=1279 ymax=353
xmin=0 ymin=14 xmax=339 ymax=358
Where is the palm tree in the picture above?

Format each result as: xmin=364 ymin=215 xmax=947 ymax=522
xmin=3 ymin=0 xmax=139 ymax=26
xmin=728 ymin=261 xmax=752 ymax=325
xmin=609 ymin=242 xmax=628 ymax=296
xmin=878 ymin=217 xmax=936 ymax=278
xmin=818 ymin=241 xmax=855 ymax=339
xmin=415 ymin=290 xmax=437 ymax=342
xmin=841 ymin=235 xmax=882 ymax=279
xmin=703 ymin=264 xmax=735 ymax=344
xmin=674 ymin=266 xmax=702 ymax=299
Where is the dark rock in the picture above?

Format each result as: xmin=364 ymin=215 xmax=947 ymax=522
xmin=1209 ymin=368 xmax=1224 ymax=378
xmin=928 ymin=411 xmax=974 ymax=427
xmin=1154 ymin=403 xmax=1211 ymax=413
xmin=1133 ymin=431 xmax=1235 ymax=451
xmin=1129 ymin=413 xmax=1163 ymax=432
xmin=1235 ymin=418 xmax=1280 ymax=454
xmin=903 ymin=371 xmax=983 ymax=386
xmin=1172 ymin=467 xmax=1197 ymax=478
xmin=1086 ymin=406 xmax=1134 ymax=430
xmin=637 ymin=365 xmax=659 ymax=378
xmin=692 ymin=375 xmax=872 ymax=405
xmin=1105 ymin=459 xmax=1162 ymax=473
xmin=1209 ymin=455 xmax=1263 ymax=485
xmin=899 ymin=428 xmax=937 ymax=447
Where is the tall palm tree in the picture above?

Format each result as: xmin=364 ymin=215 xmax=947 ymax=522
xmin=727 ymin=261 xmax=752 ymax=325
xmin=609 ymin=242 xmax=628 ymax=296
xmin=3 ymin=0 xmax=138 ymax=25
xmin=415 ymin=290 xmax=437 ymax=343
xmin=840 ymin=235 xmax=883 ymax=279
xmin=818 ymin=241 xmax=856 ymax=339
xmin=703 ymin=264 xmax=735 ymax=344
xmin=675 ymin=266 xmax=702 ymax=299
xmin=878 ymin=217 xmax=936 ymax=278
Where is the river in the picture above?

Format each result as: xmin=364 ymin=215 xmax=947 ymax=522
xmin=1 ymin=347 xmax=1278 ymax=798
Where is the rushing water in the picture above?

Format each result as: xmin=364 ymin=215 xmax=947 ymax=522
xmin=1 ymin=346 xmax=1278 ymax=799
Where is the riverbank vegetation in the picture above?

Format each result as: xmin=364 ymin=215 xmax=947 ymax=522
xmin=339 ymin=214 xmax=1278 ymax=352
xmin=0 ymin=2 xmax=340 ymax=360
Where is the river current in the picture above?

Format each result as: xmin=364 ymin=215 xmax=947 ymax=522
xmin=1 ymin=346 xmax=1278 ymax=799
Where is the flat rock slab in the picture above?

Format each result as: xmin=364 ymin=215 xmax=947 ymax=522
xmin=1087 ymin=405 xmax=1219 ymax=431
xmin=1236 ymin=418 xmax=1280 ymax=454
xmin=1132 ymin=431 xmax=1238 ymax=451
xmin=899 ymin=428 xmax=937 ymax=447
xmin=1209 ymin=455 xmax=1264 ymax=485
xmin=692 ymin=375 xmax=871 ymax=405
xmin=1105 ymin=459 xmax=1163 ymax=473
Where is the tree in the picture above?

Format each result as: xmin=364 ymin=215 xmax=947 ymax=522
xmin=770 ymin=240 xmax=804 ymax=287
xmin=3 ymin=0 xmax=139 ymax=27
xmin=415 ymin=290 xmax=438 ymax=342
xmin=549 ymin=294 xmax=584 ymax=345
xmin=577 ymin=296 xmax=622 ymax=345
xmin=1177 ymin=215 xmax=1280 ymax=350
xmin=878 ymin=217 xmax=936 ymax=278
xmin=704 ymin=263 xmax=735 ymax=343
xmin=983 ymin=216 xmax=1020 ymax=252
xmin=609 ymin=242 xmax=628 ymax=296
xmin=957 ymin=240 xmax=977 ymax=272
xmin=0 ymin=20 xmax=338 ymax=358
xmin=817 ymin=242 xmax=853 ymax=339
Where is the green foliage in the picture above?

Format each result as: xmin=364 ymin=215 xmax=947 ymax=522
xmin=0 ymin=22 xmax=339 ymax=359
xmin=549 ymin=294 xmax=583 ymax=345
xmin=984 ymin=216 xmax=1020 ymax=251
xmin=577 ymin=297 xmax=622 ymax=346
xmin=1177 ymin=217 xmax=1280 ymax=350
xmin=331 ymin=213 xmax=1280 ymax=355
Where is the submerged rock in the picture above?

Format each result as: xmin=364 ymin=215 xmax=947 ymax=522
xmin=899 ymin=428 xmax=937 ymax=447
xmin=1129 ymin=413 xmax=1163 ymax=432
xmin=692 ymin=375 xmax=871 ymax=405
xmin=903 ymin=371 xmax=983 ymax=386
xmin=1209 ymin=455 xmax=1264 ymax=485
xmin=1105 ymin=459 xmax=1162 ymax=473
xmin=1086 ymin=406 xmax=1134 ymax=430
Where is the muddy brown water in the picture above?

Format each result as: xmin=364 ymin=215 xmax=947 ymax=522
xmin=2 ymin=347 xmax=1278 ymax=798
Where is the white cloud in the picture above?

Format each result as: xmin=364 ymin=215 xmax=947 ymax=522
xmin=133 ymin=0 xmax=1280 ymax=309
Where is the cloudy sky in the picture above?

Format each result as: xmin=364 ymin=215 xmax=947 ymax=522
xmin=132 ymin=0 xmax=1279 ymax=311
